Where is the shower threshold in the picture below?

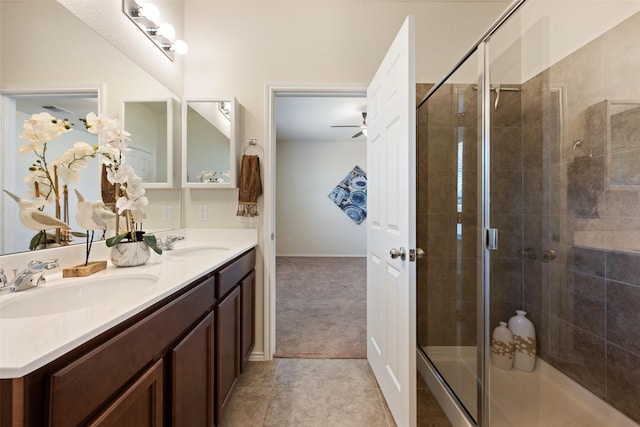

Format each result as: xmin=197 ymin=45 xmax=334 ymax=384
xmin=419 ymin=346 xmax=637 ymax=427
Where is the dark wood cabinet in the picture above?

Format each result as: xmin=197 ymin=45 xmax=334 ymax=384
xmin=240 ymin=270 xmax=256 ymax=372
xmin=172 ymin=311 xmax=215 ymax=427
xmin=49 ymin=276 xmax=215 ymax=427
xmin=88 ymin=359 xmax=164 ymax=427
xmin=0 ymin=248 xmax=256 ymax=427
xmin=215 ymin=286 xmax=241 ymax=426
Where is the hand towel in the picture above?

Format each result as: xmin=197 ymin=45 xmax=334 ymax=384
xmin=236 ymin=154 xmax=262 ymax=217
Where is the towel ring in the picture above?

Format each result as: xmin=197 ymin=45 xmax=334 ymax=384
xmin=242 ymin=138 xmax=263 ymax=155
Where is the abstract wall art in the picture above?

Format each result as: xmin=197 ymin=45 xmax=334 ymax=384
xmin=328 ymin=165 xmax=367 ymax=225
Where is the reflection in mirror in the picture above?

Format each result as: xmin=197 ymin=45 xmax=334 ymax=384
xmin=0 ymin=0 xmax=183 ymax=256
xmin=2 ymin=92 xmax=101 ymax=254
xmin=182 ymin=98 xmax=238 ymax=188
xmin=122 ymin=99 xmax=173 ymax=188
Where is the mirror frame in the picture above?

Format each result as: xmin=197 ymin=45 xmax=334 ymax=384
xmin=121 ymin=98 xmax=174 ymax=189
xmin=181 ymin=97 xmax=238 ymax=189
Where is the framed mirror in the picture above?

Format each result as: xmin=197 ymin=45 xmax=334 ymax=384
xmin=0 ymin=0 xmax=183 ymax=256
xmin=182 ymin=98 xmax=238 ymax=189
xmin=122 ymin=98 xmax=174 ymax=188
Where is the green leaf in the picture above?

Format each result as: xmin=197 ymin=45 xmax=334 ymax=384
xmin=105 ymin=233 xmax=128 ymax=247
xmin=143 ymin=234 xmax=162 ymax=255
xmin=29 ymin=232 xmax=56 ymax=250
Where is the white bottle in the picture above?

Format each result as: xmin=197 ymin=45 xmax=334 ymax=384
xmin=491 ymin=321 xmax=514 ymax=370
xmin=508 ymin=310 xmax=536 ymax=372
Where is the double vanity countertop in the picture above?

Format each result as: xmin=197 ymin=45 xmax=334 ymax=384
xmin=0 ymin=228 xmax=258 ymax=379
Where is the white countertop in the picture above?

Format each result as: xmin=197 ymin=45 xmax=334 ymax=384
xmin=0 ymin=228 xmax=258 ymax=379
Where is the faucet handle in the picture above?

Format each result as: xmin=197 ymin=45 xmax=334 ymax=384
xmin=28 ymin=259 xmax=60 ymax=270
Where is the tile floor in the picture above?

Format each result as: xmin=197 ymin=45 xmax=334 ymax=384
xmin=219 ymin=358 xmax=452 ymax=427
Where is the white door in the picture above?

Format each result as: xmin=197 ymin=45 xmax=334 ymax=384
xmin=367 ymin=15 xmax=416 ymax=427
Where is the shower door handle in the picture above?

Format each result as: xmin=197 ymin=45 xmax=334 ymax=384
xmin=390 ymin=247 xmax=406 ymax=260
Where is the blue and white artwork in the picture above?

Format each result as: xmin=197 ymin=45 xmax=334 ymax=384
xmin=328 ymin=165 xmax=367 ymax=225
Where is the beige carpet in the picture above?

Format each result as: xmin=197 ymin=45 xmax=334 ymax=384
xmin=275 ymin=257 xmax=367 ymax=359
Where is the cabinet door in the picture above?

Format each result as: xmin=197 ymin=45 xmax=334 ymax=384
xmin=240 ymin=270 xmax=256 ymax=372
xmin=88 ymin=359 xmax=163 ymax=427
xmin=215 ymin=286 xmax=241 ymax=425
xmin=172 ymin=311 xmax=215 ymax=427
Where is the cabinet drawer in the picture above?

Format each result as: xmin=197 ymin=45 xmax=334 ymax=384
xmin=49 ymin=277 xmax=215 ymax=427
xmin=215 ymin=248 xmax=255 ymax=299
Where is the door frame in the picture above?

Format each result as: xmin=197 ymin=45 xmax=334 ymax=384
xmin=263 ymin=83 xmax=367 ymax=358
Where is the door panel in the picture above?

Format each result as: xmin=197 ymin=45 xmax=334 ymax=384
xmin=367 ymin=15 xmax=416 ymax=427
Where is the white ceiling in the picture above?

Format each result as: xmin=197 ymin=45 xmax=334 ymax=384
xmin=15 ymin=95 xmax=99 ymax=135
xmin=275 ymin=95 xmax=367 ymax=143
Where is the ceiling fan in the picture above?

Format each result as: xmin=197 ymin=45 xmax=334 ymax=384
xmin=331 ymin=112 xmax=367 ymax=138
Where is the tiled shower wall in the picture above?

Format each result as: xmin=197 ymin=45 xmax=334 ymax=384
xmin=417 ymin=82 xmax=479 ymax=348
xmin=417 ymin=11 xmax=640 ymax=424
xmin=518 ymin=12 xmax=640 ymax=423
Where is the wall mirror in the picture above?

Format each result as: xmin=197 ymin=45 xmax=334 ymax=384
xmin=182 ymin=98 xmax=238 ymax=189
xmin=0 ymin=0 xmax=183 ymax=256
xmin=122 ymin=99 xmax=174 ymax=188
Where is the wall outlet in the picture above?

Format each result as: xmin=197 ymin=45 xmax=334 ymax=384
xmin=198 ymin=205 xmax=208 ymax=221
xmin=162 ymin=205 xmax=171 ymax=221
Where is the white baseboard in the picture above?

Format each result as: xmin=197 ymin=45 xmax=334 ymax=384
xmin=248 ymin=351 xmax=266 ymax=361
xmin=275 ymin=254 xmax=366 ymax=257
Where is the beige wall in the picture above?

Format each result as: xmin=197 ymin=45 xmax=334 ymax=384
xmin=276 ymin=139 xmax=367 ymax=256
xmin=180 ymin=1 xmax=511 ymax=357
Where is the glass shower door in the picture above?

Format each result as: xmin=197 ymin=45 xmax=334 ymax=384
xmin=416 ymin=49 xmax=481 ymax=423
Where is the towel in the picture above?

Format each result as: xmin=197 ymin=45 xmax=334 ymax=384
xmin=236 ymin=154 xmax=262 ymax=217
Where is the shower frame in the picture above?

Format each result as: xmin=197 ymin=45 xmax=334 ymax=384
xmin=417 ymin=1 xmax=533 ymax=426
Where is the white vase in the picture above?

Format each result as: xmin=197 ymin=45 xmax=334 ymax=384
xmin=110 ymin=241 xmax=150 ymax=267
xmin=491 ymin=321 xmax=514 ymax=370
xmin=508 ymin=310 xmax=536 ymax=372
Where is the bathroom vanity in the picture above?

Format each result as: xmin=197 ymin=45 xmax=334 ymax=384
xmin=0 ymin=230 xmax=257 ymax=426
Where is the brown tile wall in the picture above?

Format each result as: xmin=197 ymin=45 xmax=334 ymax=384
xmin=515 ymin=12 xmax=640 ymax=423
xmin=417 ymin=82 xmax=478 ymax=348
xmin=417 ymin=11 xmax=640 ymax=424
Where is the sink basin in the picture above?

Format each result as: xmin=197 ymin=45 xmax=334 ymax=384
xmin=0 ymin=274 xmax=159 ymax=319
xmin=165 ymin=246 xmax=230 ymax=257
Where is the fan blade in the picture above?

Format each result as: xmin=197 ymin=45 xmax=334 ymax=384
xmin=352 ymin=131 xmax=363 ymax=138
xmin=331 ymin=125 xmax=359 ymax=128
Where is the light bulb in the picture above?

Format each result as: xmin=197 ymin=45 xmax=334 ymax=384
xmin=157 ymin=22 xmax=176 ymax=40
xmin=138 ymin=2 xmax=160 ymax=21
xmin=171 ymin=40 xmax=188 ymax=55
xmin=362 ymin=128 xmax=368 ymax=137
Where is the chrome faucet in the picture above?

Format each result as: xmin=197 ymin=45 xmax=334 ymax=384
xmin=158 ymin=235 xmax=185 ymax=251
xmin=1 ymin=259 xmax=59 ymax=293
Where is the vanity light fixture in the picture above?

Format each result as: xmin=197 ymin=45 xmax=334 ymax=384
xmin=123 ymin=0 xmax=188 ymax=62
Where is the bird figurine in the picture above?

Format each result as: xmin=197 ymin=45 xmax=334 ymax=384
xmin=3 ymin=189 xmax=71 ymax=231
xmin=91 ymin=199 xmax=117 ymax=239
xmin=91 ymin=200 xmax=117 ymax=223
xmin=74 ymin=190 xmax=106 ymax=231
xmin=75 ymin=190 xmax=106 ymax=266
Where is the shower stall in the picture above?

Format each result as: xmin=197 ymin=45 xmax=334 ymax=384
xmin=416 ymin=0 xmax=640 ymax=426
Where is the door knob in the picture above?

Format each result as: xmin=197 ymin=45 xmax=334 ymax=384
xmin=410 ymin=248 xmax=425 ymax=262
xmin=390 ymin=247 xmax=406 ymax=260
